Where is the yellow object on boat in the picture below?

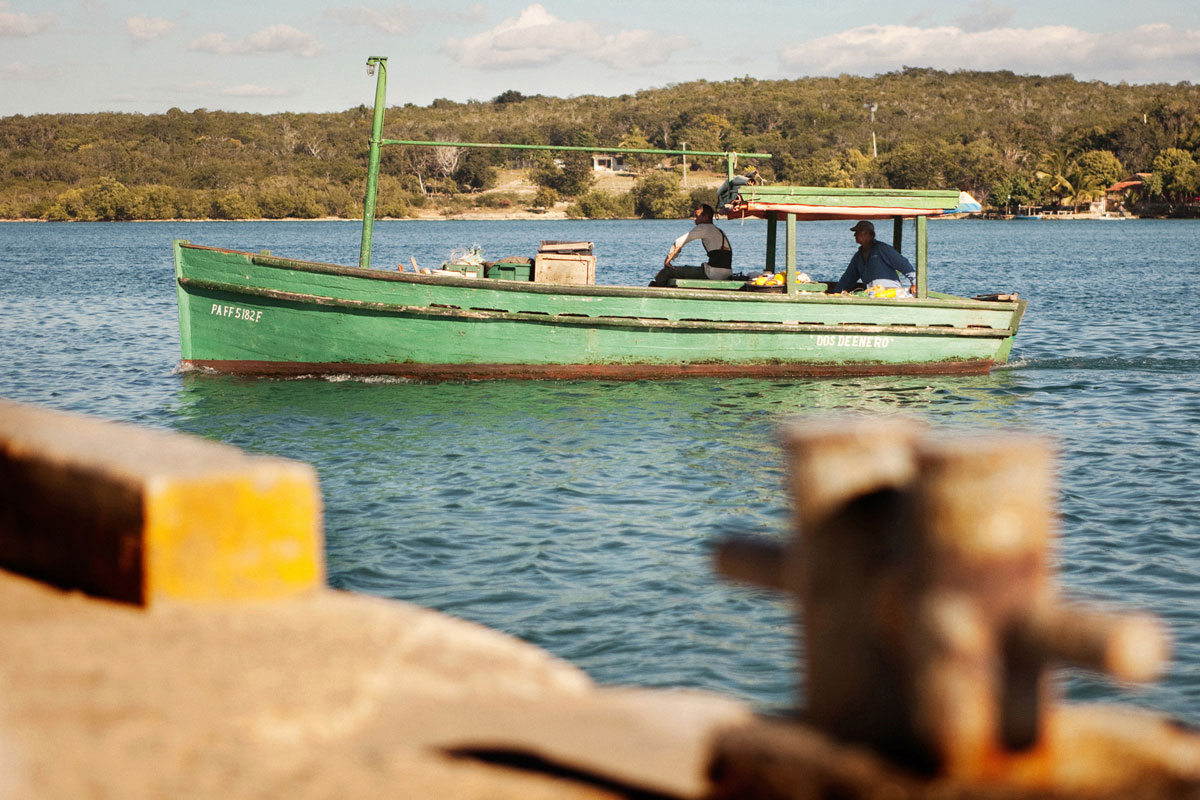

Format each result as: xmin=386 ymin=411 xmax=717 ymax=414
xmin=751 ymin=273 xmax=785 ymax=286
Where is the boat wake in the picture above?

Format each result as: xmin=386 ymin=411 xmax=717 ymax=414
xmin=173 ymin=362 xmax=223 ymax=376
xmin=1005 ymin=355 xmax=1200 ymax=373
xmin=174 ymin=362 xmax=418 ymax=383
xmin=316 ymin=373 xmax=415 ymax=384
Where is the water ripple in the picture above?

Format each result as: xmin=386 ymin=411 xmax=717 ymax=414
xmin=2 ymin=219 xmax=1198 ymax=723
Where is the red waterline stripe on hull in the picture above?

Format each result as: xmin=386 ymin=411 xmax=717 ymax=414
xmin=182 ymin=359 xmax=993 ymax=381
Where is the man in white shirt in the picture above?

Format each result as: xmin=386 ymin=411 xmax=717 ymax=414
xmin=649 ymin=204 xmax=733 ymax=287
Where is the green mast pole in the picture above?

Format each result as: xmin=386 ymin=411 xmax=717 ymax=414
xmin=359 ymin=56 xmax=388 ymax=270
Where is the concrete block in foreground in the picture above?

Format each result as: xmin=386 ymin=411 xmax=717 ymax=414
xmin=0 ymin=399 xmax=322 ymax=604
xmin=0 ymin=568 xmax=752 ymax=800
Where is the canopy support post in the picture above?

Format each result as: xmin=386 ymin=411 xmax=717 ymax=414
xmin=892 ymin=216 xmax=903 ymax=254
xmin=765 ymin=211 xmax=778 ymax=273
xmin=785 ymin=212 xmax=797 ymax=295
xmin=915 ymin=215 xmax=928 ymax=299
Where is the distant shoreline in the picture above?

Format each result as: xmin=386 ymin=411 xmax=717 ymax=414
xmin=3 ymin=212 xmax=1181 ymax=223
xmin=0 ymin=209 xmax=582 ymax=223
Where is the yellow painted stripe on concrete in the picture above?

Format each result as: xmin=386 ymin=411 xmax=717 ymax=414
xmin=0 ymin=399 xmax=323 ymax=604
xmin=144 ymin=471 xmax=323 ymax=602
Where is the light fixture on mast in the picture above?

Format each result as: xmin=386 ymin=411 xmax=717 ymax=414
xmin=864 ymin=103 xmax=878 ymax=158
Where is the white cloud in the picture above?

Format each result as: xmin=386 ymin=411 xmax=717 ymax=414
xmin=189 ymin=24 xmax=323 ymax=58
xmin=1108 ymin=23 xmax=1200 ymax=67
xmin=461 ymin=4 xmax=486 ymax=25
xmin=443 ymin=4 xmax=686 ymax=70
xmin=592 ymin=29 xmax=689 ymax=69
xmin=243 ymin=25 xmax=323 ymax=56
xmin=126 ymin=15 xmax=176 ymax=43
xmin=189 ymin=33 xmax=232 ymax=54
xmin=222 ymin=84 xmax=293 ymax=98
xmin=432 ymin=3 xmax=486 ymax=25
xmin=176 ymin=80 xmax=219 ymax=93
xmin=1 ymin=60 xmax=32 ymax=79
xmin=325 ymin=4 xmax=415 ymax=35
xmin=781 ymin=24 xmax=1093 ymax=77
xmin=953 ymin=0 xmax=1013 ymax=34
xmin=777 ymin=23 xmax=1200 ymax=82
xmin=445 ymin=4 xmax=590 ymax=68
xmin=0 ymin=7 xmax=53 ymax=36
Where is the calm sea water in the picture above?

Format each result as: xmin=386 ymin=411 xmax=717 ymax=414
xmin=1 ymin=218 xmax=1197 ymax=723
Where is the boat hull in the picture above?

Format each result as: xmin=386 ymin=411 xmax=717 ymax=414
xmin=175 ymin=242 xmax=1025 ymax=380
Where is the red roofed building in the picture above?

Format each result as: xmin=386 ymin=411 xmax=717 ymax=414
xmin=1107 ymin=179 xmax=1142 ymax=192
xmin=1105 ymin=173 xmax=1152 ymax=215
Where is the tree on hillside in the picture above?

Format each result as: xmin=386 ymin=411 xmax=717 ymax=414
xmin=4 ymin=69 xmax=1200 ymax=220
xmin=1150 ymin=148 xmax=1200 ymax=203
xmin=46 ymin=176 xmax=139 ymax=221
xmin=431 ymin=146 xmax=463 ymax=180
xmin=530 ymin=131 xmax=596 ymax=198
xmin=532 ymin=186 xmax=559 ymax=209
xmin=1153 ymin=102 xmax=1196 ymax=147
xmin=453 ymin=150 xmax=496 ymax=191
xmin=1044 ymin=148 xmax=1123 ymax=212
xmin=881 ymin=141 xmax=949 ymax=188
xmin=531 ymin=154 xmax=594 ymax=198
xmin=1035 ymin=149 xmax=1078 ymax=207
xmin=673 ymin=113 xmax=732 ymax=170
xmin=632 ymin=171 xmax=692 ymax=219
xmin=568 ymin=190 xmax=634 ymax=219
xmin=942 ymin=140 xmax=1008 ymax=202
xmin=389 ymin=146 xmax=443 ymax=194
xmin=989 ymin=173 xmax=1038 ymax=214
xmin=618 ymin=126 xmax=657 ymax=173
xmin=1072 ymin=172 xmax=1109 ymax=212
xmin=492 ymin=90 xmax=527 ymax=105
xmin=1077 ymin=149 xmax=1125 ymax=189
xmin=1140 ymin=171 xmax=1163 ymax=197
xmin=813 ymin=148 xmax=882 ymax=188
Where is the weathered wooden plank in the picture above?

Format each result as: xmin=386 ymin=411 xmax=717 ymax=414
xmin=0 ymin=399 xmax=322 ymax=604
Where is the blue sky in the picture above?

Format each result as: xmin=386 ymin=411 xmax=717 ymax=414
xmin=2 ymin=0 xmax=1198 ymax=115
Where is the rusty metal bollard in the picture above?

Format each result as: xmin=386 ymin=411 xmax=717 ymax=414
xmin=714 ymin=418 xmax=1192 ymax=796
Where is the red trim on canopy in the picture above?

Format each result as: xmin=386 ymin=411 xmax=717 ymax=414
xmin=725 ymin=201 xmax=946 ymax=221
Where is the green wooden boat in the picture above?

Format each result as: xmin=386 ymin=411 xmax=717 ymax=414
xmin=174 ymin=57 xmax=1026 ymax=380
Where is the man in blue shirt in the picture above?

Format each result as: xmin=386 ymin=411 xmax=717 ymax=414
xmin=834 ymin=220 xmax=916 ymax=295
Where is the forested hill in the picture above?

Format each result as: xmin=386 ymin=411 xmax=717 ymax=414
xmin=2 ymin=67 xmax=1198 ymax=221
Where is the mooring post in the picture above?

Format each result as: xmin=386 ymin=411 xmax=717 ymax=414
xmin=715 ymin=419 xmax=925 ymax=758
xmin=715 ymin=418 xmax=1174 ymax=786
xmin=904 ymin=433 xmax=1058 ymax=774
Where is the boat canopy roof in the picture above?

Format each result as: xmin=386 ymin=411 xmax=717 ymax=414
xmin=721 ymin=184 xmax=966 ymax=221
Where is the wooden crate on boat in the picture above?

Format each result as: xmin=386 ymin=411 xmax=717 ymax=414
xmin=485 ymin=258 xmax=533 ymax=281
xmin=534 ymin=241 xmax=595 ymax=285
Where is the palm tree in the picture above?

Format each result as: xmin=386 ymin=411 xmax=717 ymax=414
xmin=1070 ymin=172 xmax=1108 ymax=214
xmin=1035 ymin=150 xmax=1077 ymax=210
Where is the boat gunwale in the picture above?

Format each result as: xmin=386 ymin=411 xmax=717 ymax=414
xmin=178 ymin=242 xmax=1026 ymax=313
